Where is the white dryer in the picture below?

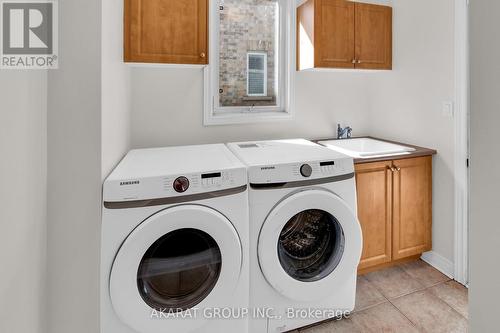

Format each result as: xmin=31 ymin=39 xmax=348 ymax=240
xmin=227 ymin=139 xmax=363 ymax=333
xmin=101 ymin=144 xmax=249 ymax=333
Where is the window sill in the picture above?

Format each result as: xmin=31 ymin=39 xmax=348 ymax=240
xmin=242 ymin=96 xmax=273 ymax=101
xmin=204 ymin=110 xmax=294 ymax=126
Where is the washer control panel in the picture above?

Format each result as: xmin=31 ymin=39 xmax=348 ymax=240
xmin=248 ymin=158 xmax=354 ymax=184
xmin=319 ymin=161 xmax=337 ymax=174
xmin=300 ymin=164 xmax=313 ymax=178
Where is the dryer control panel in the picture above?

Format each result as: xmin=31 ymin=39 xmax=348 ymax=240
xmin=103 ymin=168 xmax=247 ymax=203
xmin=103 ymin=143 xmax=248 ymax=205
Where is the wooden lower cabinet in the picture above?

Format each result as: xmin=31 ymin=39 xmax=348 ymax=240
xmin=356 ymin=161 xmax=393 ymax=270
xmin=355 ymin=156 xmax=432 ymax=274
xmin=392 ymin=157 xmax=433 ymax=259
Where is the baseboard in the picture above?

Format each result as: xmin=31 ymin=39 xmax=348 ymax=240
xmin=421 ymin=251 xmax=455 ymax=279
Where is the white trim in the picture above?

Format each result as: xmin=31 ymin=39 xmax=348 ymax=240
xmin=421 ymin=251 xmax=455 ymax=280
xmin=204 ymin=0 xmax=295 ymax=126
xmin=453 ymin=0 xmax=470 ymax=286
xmin=247 ymin=52 xmax=268 ymax=97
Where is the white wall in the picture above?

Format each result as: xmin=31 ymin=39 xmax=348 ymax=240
xmin=102 ymin=0 xmax=131 ymax=179
xmin=367 ymin=0 xmax=456 ymax=263
xmin=469 ymin=1 xmax=500 ymax=331
xmin=47 ymin=0 xmax=102 ymax=332
xmin=129 ymin=0 xmax=395 ymax=148
xmin=130 ymin=0 xmax=456 ymax=266
xmin=0 ymin=71 xmax=47 ymax=333
xmin=47 ymin=0 xmax=131 ymax=332
xmin=131 ymin=67 xmax=372 ymax=147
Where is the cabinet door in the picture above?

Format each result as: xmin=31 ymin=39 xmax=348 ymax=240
xmin=354 ymin=3 xmax=392 ymax=69
xmin=315 ymin=0 xmax=355 ymax=68
xmin=392 ymin=157 xmax=432 ymax=260
xmin=125 ymin=0 xmax=208 ymax=64
xmin=355 ymin=161 xmax=393 ymax=270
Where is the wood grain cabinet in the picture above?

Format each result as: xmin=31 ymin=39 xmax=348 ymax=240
xmin=356 ymin=157 xmax=432 ymax=274
xmin=392 ymin=157 xmax=433 ymax=260
xmin=297 ymin=0 xmax=392 ymax=70
xmin=356 ymin=161 xmax=393 ymax=271
xmin=124 ymin=0 xmax=208 ymax=64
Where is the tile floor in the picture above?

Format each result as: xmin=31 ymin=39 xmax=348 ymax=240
xmin=295 ymin=260 xmax=468 ymax=333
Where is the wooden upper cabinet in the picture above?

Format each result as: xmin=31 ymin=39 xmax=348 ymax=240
xmin=392 ymin=157 xmax=432 ymax=260
xmin=124 ymin=0 xmax=208 ymax=64
xmin=315 ymin=0 xmax=355 ymax=68
xmin=297 ymin=0 xmax=392 ymax=70
xmin=355 ymin=161 xmax=393 ymax=271
xmin=355 ymin=3 xmax=392 ymax=69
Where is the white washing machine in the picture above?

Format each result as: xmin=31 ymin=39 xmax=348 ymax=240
xmin=227 ymin=139 xmax=363 ymax=333
xmin=101 ymin=144 xmax=249 ymax=333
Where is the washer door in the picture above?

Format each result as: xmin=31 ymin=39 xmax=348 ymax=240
xmin=110 ymin=205 xmax=242 ymax=333
xmin=258 ymin=190 xmax=362 ymax=302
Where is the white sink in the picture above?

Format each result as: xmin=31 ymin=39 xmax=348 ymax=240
xmin=319 ymin=138 xmax=416 ymax=159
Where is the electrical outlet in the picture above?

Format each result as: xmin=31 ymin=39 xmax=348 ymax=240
xmin=442 ymin=101 xmax=454 ymax=118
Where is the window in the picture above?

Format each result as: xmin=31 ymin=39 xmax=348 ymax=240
xmin=204 ymin=0 xmax=294 ymax=125
xmin=247 ymin=52 xmax=268 ymax=97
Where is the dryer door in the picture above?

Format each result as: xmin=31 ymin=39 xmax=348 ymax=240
xmin=258 ymin=189 xmax=362 ymax=301
xmin=110 ymin=205 xmax=242 ymax=333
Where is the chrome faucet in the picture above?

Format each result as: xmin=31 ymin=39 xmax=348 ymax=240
xmin=337 ymin=124 xmax=353 ymax=139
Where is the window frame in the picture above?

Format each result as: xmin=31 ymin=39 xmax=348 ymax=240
xmin=246 ymin=52 xmax=268 ymax=97
xmin=203 ymin=0 xmax=295 ymax=126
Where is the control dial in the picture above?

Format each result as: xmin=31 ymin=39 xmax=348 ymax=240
xmin=173 ymin=177 xmax=190 ymax=193
xmin=300 ymin=164 xmax=313 ymax=178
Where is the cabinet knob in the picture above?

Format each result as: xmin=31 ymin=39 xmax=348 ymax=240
xmin=352 ymin=59 xmax=357 ymax=64
xmin=200 ymin=52 xmax=206 ymax=58
xmin=357 ymin=60 xmax=362 ymax=64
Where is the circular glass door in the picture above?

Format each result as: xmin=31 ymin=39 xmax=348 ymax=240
xmin=278 ymin=210 xmax=345 ymax=282
xmin=137 ymin=229 xmax=222 ymax=312
xmin=110 ymin=205 xmax=242 ymax=333
xmin=258 ymin=190 xmax=362 ymax=302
